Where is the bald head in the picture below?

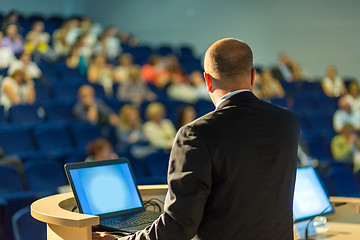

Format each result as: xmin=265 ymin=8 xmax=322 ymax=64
xmin=204 ymin=38 xmax=253 ymax=80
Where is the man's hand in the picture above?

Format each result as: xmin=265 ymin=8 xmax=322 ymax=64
xmin=92 ymin=232 xmax=118 ymax=240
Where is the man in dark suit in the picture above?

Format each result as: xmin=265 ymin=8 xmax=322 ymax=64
xmin=94 ymin=38 xmax=300 ymax=240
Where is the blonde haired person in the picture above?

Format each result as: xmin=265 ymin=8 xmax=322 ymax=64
xmin=143 ymin=102 xmax=176 ymax=150
xmin=117 ymin=105 xmax=156 ymax=158
xmin=0 ymin=69 xmax=36 ymax=110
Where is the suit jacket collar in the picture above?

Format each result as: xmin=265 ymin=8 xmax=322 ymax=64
xmin=216 ymin=91 xmax=258 ymax=110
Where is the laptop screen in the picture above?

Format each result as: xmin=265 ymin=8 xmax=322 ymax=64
xmin=67 ymin=160 xmax=143 ymax=216
xmin=293 ymin=167 xmax=333 ymax=222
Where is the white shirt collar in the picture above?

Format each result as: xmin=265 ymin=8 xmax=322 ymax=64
xmin=215 ymin=89 xmax=251 ymax=109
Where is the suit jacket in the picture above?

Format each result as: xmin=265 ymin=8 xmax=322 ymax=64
xmin=121 ymin=91 xmax=300 ymax=240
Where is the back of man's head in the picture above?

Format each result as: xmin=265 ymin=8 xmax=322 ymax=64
xmin=204 ymin=38 xmax=253 ymax=81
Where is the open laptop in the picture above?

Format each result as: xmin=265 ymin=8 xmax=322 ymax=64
xmin=64 ymin=158 xmax=162 ymax=233
xmin=293 ymin=167 xmax=334 ymax=223
xmin=293 ymin=167 xmax=334 ymax=239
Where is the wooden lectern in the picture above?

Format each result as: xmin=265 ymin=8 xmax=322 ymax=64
xmin=31 ymin=185 xmax=168 ymax=240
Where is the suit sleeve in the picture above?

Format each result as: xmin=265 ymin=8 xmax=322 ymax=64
xmin=119 ymin=125 xmax=212 ymax=240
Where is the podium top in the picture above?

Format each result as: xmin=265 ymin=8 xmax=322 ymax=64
xmin=31 ymin=192 xmax=99 ymax=228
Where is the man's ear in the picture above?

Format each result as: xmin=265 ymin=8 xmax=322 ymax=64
xmin=250 ymin=68 xmax=256 ymax=87
xmin=203 ymin=72 xmax=213 ymax=92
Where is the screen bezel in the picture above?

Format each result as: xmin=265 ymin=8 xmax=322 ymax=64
xmin=293 ymin=167 xmax=334 ymax=223
xmin=64 ymin=158 xmax=146 ymax=218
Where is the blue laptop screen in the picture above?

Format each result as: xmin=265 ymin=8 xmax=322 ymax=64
xmin=69 ymin=162 xmax=143 ymax=215
xmin=293 ymin=167 xmax=333 ymax=222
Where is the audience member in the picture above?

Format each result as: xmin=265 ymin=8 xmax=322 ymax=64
xmin=113 ymin=53 xmax=137 ymax=83
xmin=1 ymin=11 xmax=20 ymax=32
xmin=321 ymin=65 xmax=346 ymax=97
xmin=159 ymin=55 xmax=186 ymax=88
xmin=73 ymin=85 xmax=119 ymax=126
xmin=25 ymin=20 xmax=56 ymax=62
xmin=331 ymin=123 xmax=360 ymax=172
xmin=141 ymin=54 xmax=165 ymax=85
xmin=344 ymin=81 xmax=360 ymax=114
xmin=93 ymin=26 xmax=121 ymax=61
xmin=65 ymin=18 xmax=82 ymax=47
xmin=117 ymin=66 xmax=156 ymax=105
xmin=177 ymin=105 xmax=197 ymax=129
xmin=85 ymin=138 xmax=118 ymax=162
xmin=65 ymin=44 xmax=88 ymax=76
xmin=79 ymin=17 xmax=97 ymax=49
xmin=1 ymin=24 xmax=24 ymax=54
xmin=104 ymin=26 xmax=121 ymax=60
xmin=166 ymin=80 xmax=197 ymax=103
xmin=277 ymin=53 xmax=302 ymax=82
xmin=8 ymin=52 xmax=42 ymax=80
xmin=143 ymin=102 xmax=176 ymax=150
xmin=116 ymin=105 xmax=156 ymax=158
xmin=333 ymin=97 xmax=360 ymax=133
xmin=0 ymin=69 xmax=36 ymax=110
xmin=87 ymin=54 xmax=114 ymax=97
xmin=0 ymin=32 xmax=15 ymax=69
xmin=52 ymin=20 xmax=72 ymax=56
xmin=260 ymin=68 xmax=285 ymax=99
xmin=188 ymin=70 xmax=211 ymax=101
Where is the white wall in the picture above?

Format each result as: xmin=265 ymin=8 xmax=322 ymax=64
xmin=1 ymin=0 xmax=87 ymax=17
xmin=86 ymin=0 xmax=360 ymax=79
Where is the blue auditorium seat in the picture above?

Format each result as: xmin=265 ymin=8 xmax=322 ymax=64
xmin=195 ymin=99 xmax=215 ymax=117
xmin=0 ymin=164 xmax=37 ymax=240
xmin=23 ymin=160 xmax=67 ymax=194
xmin=12 ymin=207 xmax=46 ymax=240
xmin=327 ymin=166 xmax=360 ymax=197
xmin=33 ymin=122 xmax=77 ymax=158
xmin=8 ymin=105 xmax=42 ymax=126
xmin=70 ymin=122 xmax=103 ymax=151
xmin=52 ymin=83 xmax=79 ymax=103
xmin=106 ymin=98 xmax=131 ymax=113
xmin=0 ymin=106 xmax=6 ymax=124
xmin=0 ymin=125 xmax=39 ymax=159
xmin=43 ymin=100 xmax=74 ymax=123
xmin=34 ymin=82 xmax=52 ymax=105
xmin=145 ymin=151 xmax=170 ymax=184
xmin=0 ymin=165 xmax=25 ymax=194
xmin=90 ymin=83 xmax=107 ymax=99
xmin=156 ymin=45 xmax=173 ymax=56
xmin=270 ymin=98 xmax=288 ymax=108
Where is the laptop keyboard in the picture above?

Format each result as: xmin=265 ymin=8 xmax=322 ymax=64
xmin=103 ymin=211 xmax=160 ymax=228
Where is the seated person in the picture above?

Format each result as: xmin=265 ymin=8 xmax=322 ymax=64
xmin=333 ymin=97 xmax=360 ymax=133
xmin=331 ymin=123 xmax=360 ymax=172
xmin=116 ymin=104 xmax=156 ymax=158
xmin=344 ymin=81 xmax=360 ymax=114
xmin=143 ymin=102 xmax=176 ymax=150
xmin=25 ymin=20 xmax=56 ymax=62
xmin=117 ymin=66 xmax=156 ymax=105
xmin=277 ymin=52 xmax=304 ymax=82
xmin=113 ymin=53 xmax=137 ymax=83
xmin=188 ymin=70 xmax=211 ymax=101
xmin=1 ymin=24 xmax=24 ymax=54
xmin=85 ymin=138 xmax=118 ymax=162
xmin=321 ymin=65 xmax=346 ymax=97
xmin=8 ymin=52 xmax=42 ymax=80
xmin=73 ymin=84 xmax=119 ymax=126
xmin=140 ymin=54 xmax=165 ymax=85
xmin=177 ymin=105 xmax=197 ymax=129
xmin=0 ymin=69 xmax=36 ymax=110
xmin=87 ymin=54 xmax=114 ymax=97
xmin=66 ymin=43 xmax=88 ymax=76
xmin=0 ymin=32 xmax=16 ymax=69
xmin=259 ymin=68 xmax=285 ymax=99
